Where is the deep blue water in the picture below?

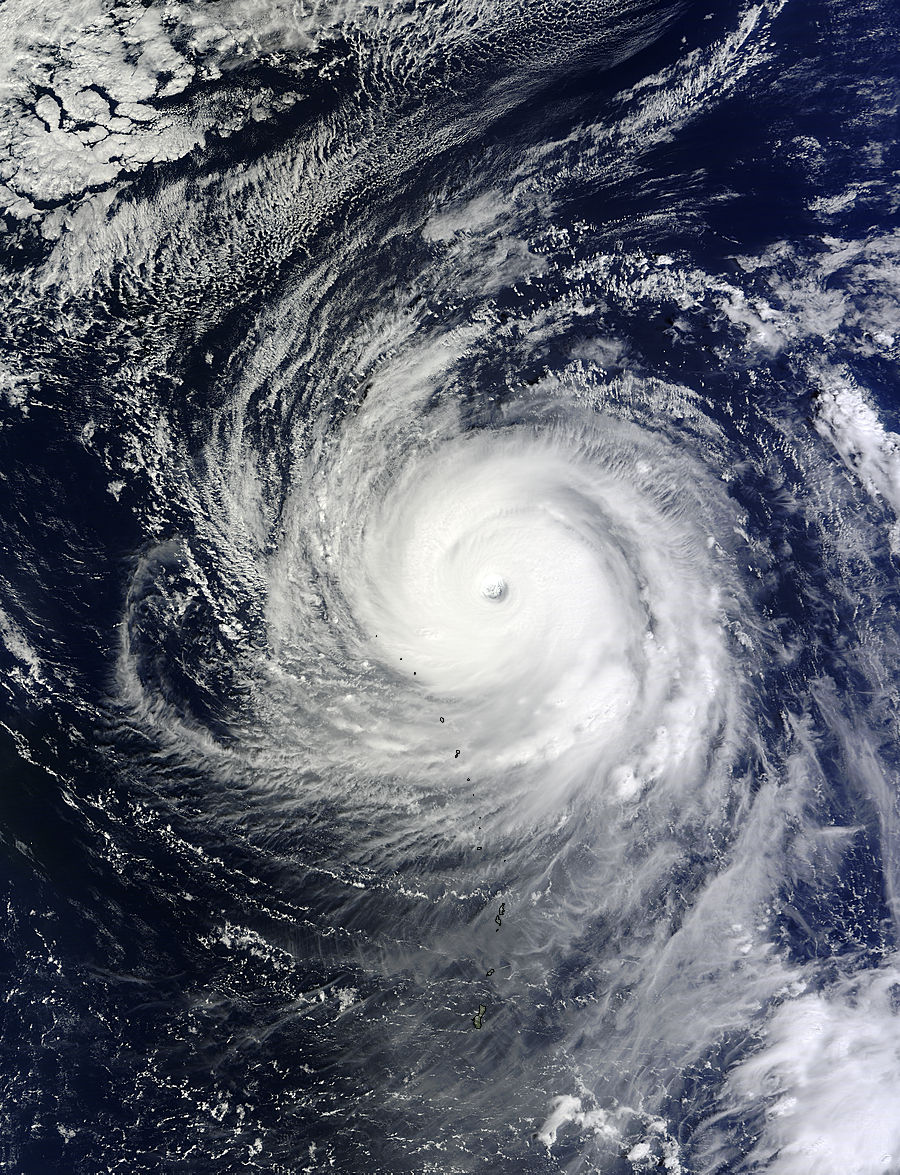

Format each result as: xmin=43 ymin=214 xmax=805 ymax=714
xmin=2 ymin=0 xmax=900 ymax=1171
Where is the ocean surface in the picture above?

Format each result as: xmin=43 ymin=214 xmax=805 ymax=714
xmin=1 ymin=0 xmax=900 ymax=1171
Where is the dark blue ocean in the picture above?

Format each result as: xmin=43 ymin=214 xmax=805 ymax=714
xmin=1 ymin=1 xmax=900 ymax=1171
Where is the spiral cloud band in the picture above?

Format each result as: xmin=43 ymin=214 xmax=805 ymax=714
xmin=273 ymin=392 xmax=743 ymax=809
xmin=1 ymin=0 xmax=900 ymax=1171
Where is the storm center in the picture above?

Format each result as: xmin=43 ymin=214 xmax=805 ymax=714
xmin=481 ymin=574 xmax=507 ymax=600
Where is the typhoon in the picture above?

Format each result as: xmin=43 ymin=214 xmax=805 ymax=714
xmin=1 ymin=0 xmax=900 ymax=1172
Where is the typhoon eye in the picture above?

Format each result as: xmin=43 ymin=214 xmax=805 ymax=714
xmin=480 ymin=574 xmax=507 ymax=600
